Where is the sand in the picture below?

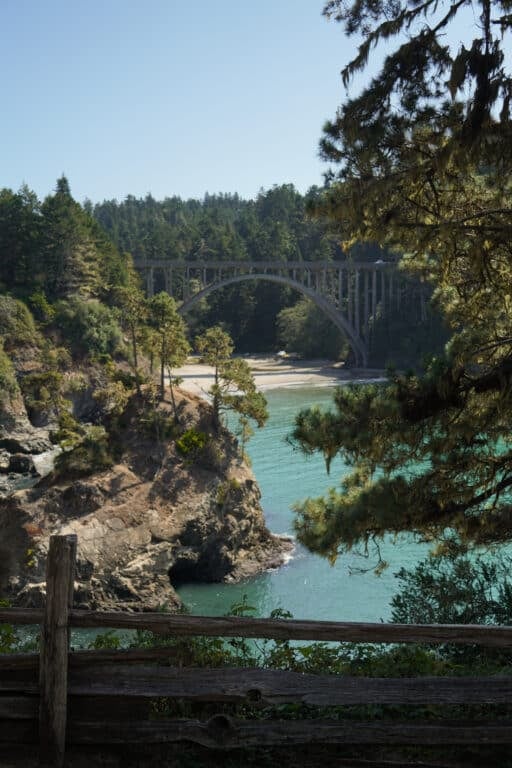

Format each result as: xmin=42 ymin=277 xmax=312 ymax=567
xmin=174 ymin=355 xmax=385 ymax=397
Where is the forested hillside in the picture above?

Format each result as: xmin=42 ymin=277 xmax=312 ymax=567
xmin=0 ymin=177 xmax=128 ymax=305
xmin=0 ymin=175 xmax=292 ymax=615
xmin=0 ymin=177 xmax=445 ymax=367
xmin=93 ymin=185 xmax=445 ymax=365
xmin=92 ymin=185 xmax=350 ymax=357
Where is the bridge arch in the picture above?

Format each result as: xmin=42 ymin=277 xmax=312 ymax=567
xmin=178 ymin=273 xmax=368 ymax=366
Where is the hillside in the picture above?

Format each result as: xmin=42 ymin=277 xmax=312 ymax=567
xmin=0 ymin=177 xmax=292 ymax=611
xmin=0 ymin=387 xmax=292 ymax=611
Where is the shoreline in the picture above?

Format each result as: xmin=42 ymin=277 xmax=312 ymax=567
xmin=174 ymin=355 xmax=386 ymax=397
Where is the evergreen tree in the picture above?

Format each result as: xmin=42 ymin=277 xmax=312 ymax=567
xmin=277 ymin=298 xmax=347 ymax=359
xmin=148 ymin=292 xmax=189 ymax=406
xmin=195 ymin=326 xmax=268 ymax=434
xmin=115 ymin=266 xmax=148 ymax=396
xmin=0 ymin=185 xmax=41 ymax=291
xmin=41 ymin=176 xmax=101 ymax=299
xmin=290 ymin=1 xmax=512 ymax=558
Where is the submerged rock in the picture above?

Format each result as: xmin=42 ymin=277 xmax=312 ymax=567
xmin=0 ymin=389 xmax=293 ymax=612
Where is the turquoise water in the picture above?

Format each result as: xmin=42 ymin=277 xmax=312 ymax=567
xmin=178 ymin=386 xmax=430 ymax=622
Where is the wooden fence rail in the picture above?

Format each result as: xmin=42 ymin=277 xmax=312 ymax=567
xmin=1 ymin=535 xmax=512 ymax=767
xmin=4 ymin=607 xmax=512 ymax=646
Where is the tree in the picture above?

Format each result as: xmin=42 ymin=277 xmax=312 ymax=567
xmin=390 ymin=543 xmax=512 ymax=666
xmin=40 ymin=176 xmax=101 ymax=300
xmin=91 ymin=185 xmax=343 ymax=355
xmin=148 ymin=292 xmax=190 ymax=410
xmin=0 ymin=185 xmax=41 ymax=292
xmin=195 ymin=326 xmax=268 ymax=435
xmin=276 ymin=298 xmax=347 ymax=359
xmin=115 ymin=266 xmax=148 ymax=397
xmin=290 ymin=2 xmax=512 ymax=560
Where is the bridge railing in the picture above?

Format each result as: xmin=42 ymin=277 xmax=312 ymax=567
xmin=2 ymin=535 xmax=512 ymax=766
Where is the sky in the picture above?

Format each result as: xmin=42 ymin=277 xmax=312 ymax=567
xmin=1 ymin=0 xmax=362 ymax=204
xmin=1 ymin=1 xmax=489 ymax=206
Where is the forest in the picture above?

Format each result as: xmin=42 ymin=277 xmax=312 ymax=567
xmin=0 ymin=177 xmax=445 ymax=367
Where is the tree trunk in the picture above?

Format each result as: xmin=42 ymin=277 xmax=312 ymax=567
xmin=131 ymin=325 xmax=141 ymax=397
xmin=167 ymin=368 xmax=179 ymax=423
xmin=160 ymin=338 xmax=165 ymax=401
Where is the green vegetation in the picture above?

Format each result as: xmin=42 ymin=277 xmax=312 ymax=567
xmin=53 ymin=425 xmax=113 ymax=479
xmin=54 ymin=297 xmax=123 ymax=357
xmin=20 ymin=370 xmax=66 ymax=424
xmin=0 ymin=176 xmax=128 ymax=303
xmin=77 ymin=555 xmax=512 ymax=766
xmin=0 ymin=175 xmax=445 ymax=378
xmin=0 ymin=295 xmax=38 ymax=349
xmin=93 ymin=186 xmax=443 ymax=367
xmin=49 ymin=411 xmax=86 ymax=449
xmin=276 ymin=298 xmax=347 ymax=360
xmin=195 ymin=326 xmax=268 ymax=437
xmin=0 ymin=601 xmax=37 ymax=654
xmin=0 ymin=342 xmax=19 ymax=405
xmin=1 ymin=552 xmax=511 ymax=765
xmin=290 ymin=1 xmax=512 ymax=558
xmin=115 ymin=267 xmax=148 ymax=396
xmin=148 ymin=291 xmax=190 ymax=408
xmin=175 ymin=428 xmax=207 ymax=460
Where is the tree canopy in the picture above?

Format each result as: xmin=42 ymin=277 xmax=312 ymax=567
xmin=195 ymin=326 xmax=268 ymax=436
xmin=291 ymin=1 xmax=512 ymax=559
xmin=0 ymin=177 xmax=129 ymax=304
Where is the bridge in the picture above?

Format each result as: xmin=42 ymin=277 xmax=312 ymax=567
xmin=135 ymin=259 xmax=426 ymax=367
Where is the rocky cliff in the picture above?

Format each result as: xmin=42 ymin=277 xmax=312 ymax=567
xmin=0 ymin=389 xmax=292 ymax=611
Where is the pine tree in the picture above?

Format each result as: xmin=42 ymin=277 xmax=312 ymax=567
xmin=41 ymin=176 xmax=101 ymax=299
xmin=148 ymin=292 xmax=189 ymax=407
xmin=195 ymin=326 xmax=268 ymax=434
xmin=0 ymin=185 xmax=41 ymax=291
xmin=290 ymin=2 xmax=512 ymax=559
xmin=115 ymin=266 xmax=148 ymax=397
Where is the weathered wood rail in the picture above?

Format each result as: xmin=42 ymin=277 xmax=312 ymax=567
xmin=1 ymin=535 xmax=512 ymax=766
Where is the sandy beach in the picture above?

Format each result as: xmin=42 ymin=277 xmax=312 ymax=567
xmin=175 ymin=355 xmax=385 ymax=397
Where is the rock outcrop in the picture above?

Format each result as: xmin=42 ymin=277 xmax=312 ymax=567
xmin=0 ymin=389 xmax=57 ymax=497
xmin=0 ymin=389 xmax=293 ymax=612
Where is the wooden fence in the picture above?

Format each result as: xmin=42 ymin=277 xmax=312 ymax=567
xmin=2 ymin=534 xmax=512 ymax=767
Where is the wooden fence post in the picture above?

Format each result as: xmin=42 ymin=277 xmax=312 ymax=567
xmin=39 ymin=534 xmax=77 ymax=767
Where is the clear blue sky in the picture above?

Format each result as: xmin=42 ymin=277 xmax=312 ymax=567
xmin=1 ymin=0 xmax=361 ymax=204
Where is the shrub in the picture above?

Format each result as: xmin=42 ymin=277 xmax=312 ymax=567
xmin=0 ymin=295 xmax=38 ymax=349
xmin=175 ymin=428 xmax=207 ymax=459
xmin=216 ymin=478 xmax=241 ymax=507
xmin=0 ymin=343 xmax=19 ymax=405
xmin=54 ymin=297 xmax=123 ymax=357
xmin=93 ymin=380 xmax=131 ymax=417
xmin=40 ymin=341 xmax=71 ymax=371
xmin=54 ymin=425 xmax=113 ymax=478
xmin=0 ymin=599 xmax=38 ymax=653
xmin=390 ymin=545 xmax=512 ymax=665
xmin=28 ymin=290 xmax=55 ymax=323
xmin=20 ymin=369 xmax=66 ymax=423
xmin=49 ymin=410 xmax=86 ymax=448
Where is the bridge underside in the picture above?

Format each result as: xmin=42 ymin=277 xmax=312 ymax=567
xmin=179 ymin=273 xmax=368 ymax=366
xmin=136 ymin=260 xmax=423 ymax=368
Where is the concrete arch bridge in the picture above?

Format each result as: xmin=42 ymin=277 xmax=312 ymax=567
xmin=135 ymin=259 xmax=427 ymax=367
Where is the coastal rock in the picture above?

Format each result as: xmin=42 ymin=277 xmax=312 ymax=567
xmin=7 ymin=454 xmax=39 ymax=475
xmin=0 ymin=389 xmax=293 ymax=612
xmin=0 ymin=389 xmax=54 ymax=500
